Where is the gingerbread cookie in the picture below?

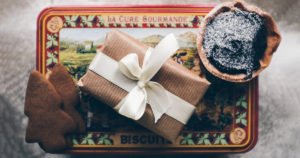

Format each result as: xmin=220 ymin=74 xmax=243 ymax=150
xmin=48 ymin=63 xmax=86 ymax=133
xmin=24 ymin=71 xmax=76 ymax=153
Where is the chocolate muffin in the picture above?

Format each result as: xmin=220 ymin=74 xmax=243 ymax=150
xmin=203 ymin=9 xmax=267 ymax=79
xmin=197 ymin=0 xmax=281 ymax=82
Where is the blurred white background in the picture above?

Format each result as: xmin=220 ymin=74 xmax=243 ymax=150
xmin=0 ymin=0 xmax=299 ymax=158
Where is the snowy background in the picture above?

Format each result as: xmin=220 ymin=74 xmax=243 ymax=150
xmin=0 ymin=0 xmax=299 ymax=158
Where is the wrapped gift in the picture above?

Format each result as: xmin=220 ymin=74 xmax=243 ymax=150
xmin=78 ymin=29 xmax=210 ymax=142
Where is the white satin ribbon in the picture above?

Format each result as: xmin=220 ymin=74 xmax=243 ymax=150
xmin=89 ymin=34 xmax=195 ymax=124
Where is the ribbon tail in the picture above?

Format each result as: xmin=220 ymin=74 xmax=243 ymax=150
xmin=140 ymin=33 xmax=179 ymax=82
xmin=146 ymin=82 xmax=171 ymax=123
xmin=115 ymin=86 xmax=147 ymax=120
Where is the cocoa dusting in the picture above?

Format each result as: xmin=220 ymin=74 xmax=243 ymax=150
xmin=203 ymin=9 xmax=267 ymax=79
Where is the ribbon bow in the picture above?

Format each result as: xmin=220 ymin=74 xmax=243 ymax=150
xmin=114 ymin=34 xmax=179 ymax=123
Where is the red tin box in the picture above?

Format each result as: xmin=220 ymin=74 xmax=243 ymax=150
xmin=36 ymin=5 xmax=258 ymax=154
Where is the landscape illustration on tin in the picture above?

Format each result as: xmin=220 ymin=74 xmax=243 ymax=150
xmin=59 ymin=28 xmax=201 ymax=81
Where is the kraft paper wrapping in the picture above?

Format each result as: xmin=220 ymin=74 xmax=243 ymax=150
xmin=78 ymin=29 xmax=211 ymax=142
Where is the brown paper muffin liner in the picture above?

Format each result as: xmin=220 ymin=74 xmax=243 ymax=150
xmin=197 ymin=0 xmax=281 ymax=82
